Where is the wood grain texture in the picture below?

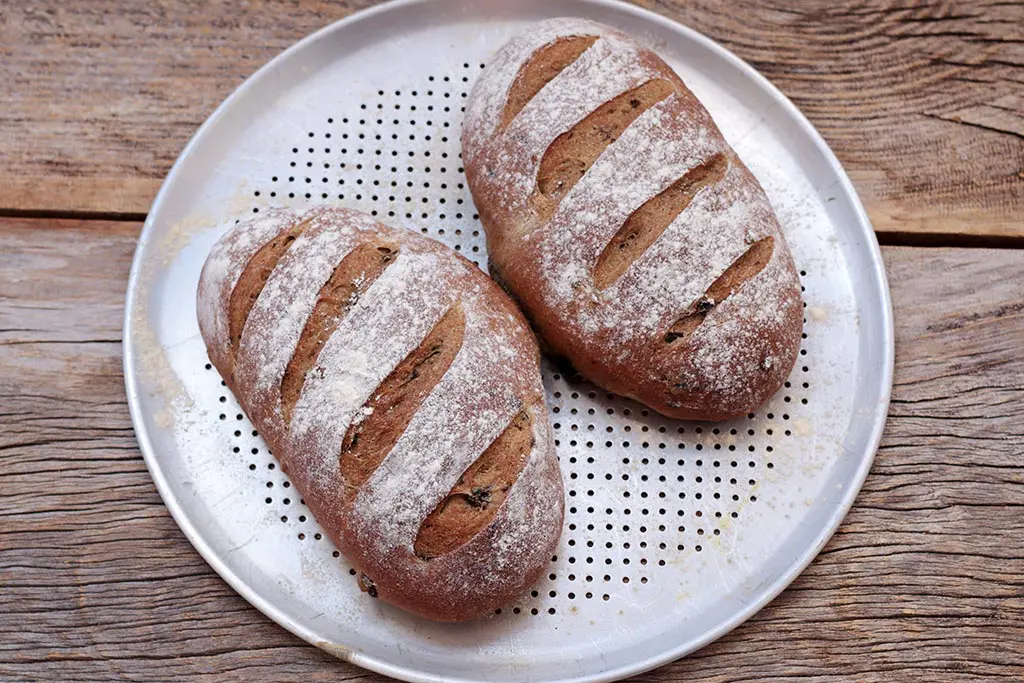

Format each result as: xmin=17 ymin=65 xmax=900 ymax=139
xmin=639 ymin=0 xmax=1024 ymax=240
xmin=1 ymin=218 xmax=1022 ymax=681
xmin=0 ymin=1 xmax=1021 ymax=237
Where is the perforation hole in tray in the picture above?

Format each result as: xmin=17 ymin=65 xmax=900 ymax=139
xmin=209 ymin=61 xmax=817 ymax=619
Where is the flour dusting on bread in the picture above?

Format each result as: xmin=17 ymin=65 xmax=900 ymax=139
xmin=197 ymin=208 xmax=311 ymax=373
xmin=196 ymin=207 xmax=563 ymax=622
xmin=463 ymin=18 xmax=803 ymax=420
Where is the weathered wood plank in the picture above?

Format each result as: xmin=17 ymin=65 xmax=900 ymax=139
xmin=1 ymin=218 xmax=1022 ymax=680
xmin=0 ymin=1 xmax=1021 ymax=237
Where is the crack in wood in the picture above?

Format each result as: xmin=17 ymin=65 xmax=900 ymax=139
xmin=923 ymin=112 xmax=1024 ymax=141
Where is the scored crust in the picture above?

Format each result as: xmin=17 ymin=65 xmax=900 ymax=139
xmin=462 ymin=18 xmax=804 ymax=420
xmin=197 ymin=207 xmax=563 ymax=622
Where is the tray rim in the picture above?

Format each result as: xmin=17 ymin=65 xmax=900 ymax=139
xmin=122 ymin=0 xmax=895 ymax=681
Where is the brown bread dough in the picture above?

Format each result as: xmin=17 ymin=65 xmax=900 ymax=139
xmin=463 ymin=18 xmax=803 ymax=420
xmin=197 ymin=207 xmax=563 ymax=621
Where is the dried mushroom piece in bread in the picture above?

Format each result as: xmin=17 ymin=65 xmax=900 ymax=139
xmin=463 ymin=18 xmax=803 ymax=420
xmin=197 ymin=207 xmax=563 ymax=622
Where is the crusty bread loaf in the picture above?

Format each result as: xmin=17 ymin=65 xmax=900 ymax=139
xmin=462 ymin=18 xmax=803 ymax=421
xmin=197 ymin=207 xmax=563 ymax=622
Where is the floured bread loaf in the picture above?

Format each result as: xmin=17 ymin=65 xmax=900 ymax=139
xmin=197 ymin=207 xmax=563 ymax=622
xmin=462 ymin=18 xmax=803 ymax=420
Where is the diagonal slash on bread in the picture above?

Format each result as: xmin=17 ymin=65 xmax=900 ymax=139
xmin=197 ymin=207 xmax=563 ymax=622
xmin=462 ymin=18 xmax=804 ymax=420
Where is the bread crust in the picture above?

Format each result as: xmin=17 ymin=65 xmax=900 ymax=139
xmin=197 ymin=207 xmax=563 ymax=622
xmin=462 ymin=18 xmax=803 ymax=420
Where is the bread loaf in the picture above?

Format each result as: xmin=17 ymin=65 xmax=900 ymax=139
xmin=197 ymin=207 xmax=564 ymax=622
xmin=463 ymin=18 xmax=803 ymax=420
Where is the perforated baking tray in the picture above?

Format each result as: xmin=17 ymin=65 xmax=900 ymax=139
xmin=122 ymin=1 xmax=893 ymax=681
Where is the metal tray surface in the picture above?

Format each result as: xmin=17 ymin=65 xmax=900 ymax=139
xmin=123 ymin=1 xmax=894 ymax=681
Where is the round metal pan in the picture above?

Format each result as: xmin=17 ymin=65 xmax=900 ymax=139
xmin=123 ymin=1 xmax=894 ymax=681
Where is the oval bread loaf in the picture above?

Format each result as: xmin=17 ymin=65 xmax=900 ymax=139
xmin=197 ymin=207 xmax=564 ymax=622
xmin=462 ymin=18 xmax=803 ymax=421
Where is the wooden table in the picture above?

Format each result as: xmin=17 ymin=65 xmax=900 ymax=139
xmin=2 ymin=2 xmax=1022 ymax=680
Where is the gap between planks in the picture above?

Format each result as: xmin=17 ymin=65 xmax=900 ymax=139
xmin=1 ymin=210 xmax=1020 ymax=250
